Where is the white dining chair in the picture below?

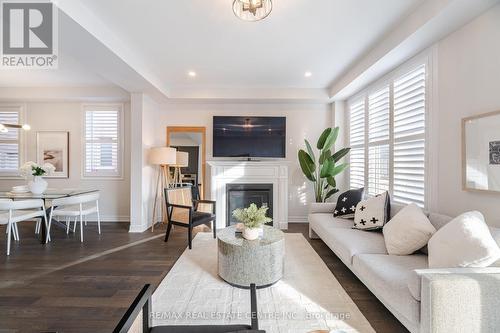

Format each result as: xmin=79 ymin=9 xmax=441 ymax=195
xmin=46 ymin=192 xmax=101 ymax=243
xmin=0 ymin=199 xmax=48 ymax=255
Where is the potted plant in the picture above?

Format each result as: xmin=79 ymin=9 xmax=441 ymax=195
xmin=20 ymin=162 xmax=55 ymax=194
xmin=298 ymin=127 xmax=350 ymax=202
xmin=232 ymin=203 xmax=273 ymax=241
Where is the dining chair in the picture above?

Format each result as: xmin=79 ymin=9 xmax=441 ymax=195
xmin=164 ymin=186 xmax=216 ymax=249
xmin=46 ymin=192 xmax=101 ymax=243
xmin=0 ymin=199 xmax=48 ymax=255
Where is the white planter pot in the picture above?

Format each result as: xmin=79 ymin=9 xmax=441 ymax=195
xmin=28 ymin=176 xmax=48 ymax=194
xmin=242 ymin=227 xmax=260 ymax=241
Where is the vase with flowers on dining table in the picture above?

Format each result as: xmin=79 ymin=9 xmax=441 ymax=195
xmin=20 ymin=162 xmax=56 ymax=194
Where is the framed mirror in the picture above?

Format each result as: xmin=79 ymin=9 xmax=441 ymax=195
xmin=462 ymin=110 xmax=500 ymax=193
xmin=166 ymin=126 xmax=206 ymax=199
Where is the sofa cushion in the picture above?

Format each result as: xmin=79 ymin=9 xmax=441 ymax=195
xmin=334 ymin=187 xmax=364 ymax=219
xmin=490 ymin=227 xmax=500 ymax=267
xmin=353 ymin=254 xmax=428 ymax=325
xmin=383 ymin=203 xmax=436 ymax=255
xmin=308 ymin=213 xmax=354 ymax=230
xmin=324 ymin=229 xmax=387 ymax=265
xmin=428 ymin=211 xmax=500 ymax=268
xmin=428 ymin=212 xmax=453 ymax=230
xmin=354 ymin=191 xmax=391 ymax=230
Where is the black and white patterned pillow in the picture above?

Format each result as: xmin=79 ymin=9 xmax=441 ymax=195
xmin=353 ymin=191 xmax=391 ymax=230
xmin=334 ymin=188 xmax=364 ymax=219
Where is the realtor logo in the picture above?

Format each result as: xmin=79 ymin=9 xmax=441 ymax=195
xmin=1 ymin=0 xmax=58 ymax=68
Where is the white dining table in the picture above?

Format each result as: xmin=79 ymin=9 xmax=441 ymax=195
xmin=0 ymin=188 xmax=99 ymax=244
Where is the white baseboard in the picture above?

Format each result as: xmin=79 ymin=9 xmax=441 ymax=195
xmin=70 ymin=215 xmax=130 ymax=222
xmin=288 ymin=215 xmax=308 ymax=224
xmin=279 ymin=222 xmax=288 ymax=230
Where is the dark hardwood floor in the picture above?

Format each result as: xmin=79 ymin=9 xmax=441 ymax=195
xmin=0 ymin=222 xmax=408 ymax=333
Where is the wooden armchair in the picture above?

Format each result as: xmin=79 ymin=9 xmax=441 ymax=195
xmin=113 ymin=284 xmax=263 ymax=333
xmin=164 ymin=186 xmax=216 ymax=249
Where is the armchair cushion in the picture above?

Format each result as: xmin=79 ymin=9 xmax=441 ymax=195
xmin=192 ymin=211 xmax=216 ymax=225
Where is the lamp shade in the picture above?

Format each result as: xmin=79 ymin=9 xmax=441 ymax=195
xmin=173 ymin=151 xmax=189 ymax=167
xmin=149 ymin=147 xmax=177 ymax=165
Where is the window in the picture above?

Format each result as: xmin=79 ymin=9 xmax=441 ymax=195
xmin=349 ymin=64 xmax=427 ymax=207
xmin=83 ymin=104 xmax=123 ymax=178
xmin=0 ymin=105 xmax=22 ymax=176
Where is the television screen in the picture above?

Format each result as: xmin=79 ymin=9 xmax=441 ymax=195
xmin=213 ymin=116 xmax=286 ymax=158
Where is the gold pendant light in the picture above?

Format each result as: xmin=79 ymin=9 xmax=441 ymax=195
xmin=233 ymin=0 xmax=273 ymax=22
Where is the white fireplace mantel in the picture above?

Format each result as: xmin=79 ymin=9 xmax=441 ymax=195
xmin=207 ymin=160 xmax=289 ymax=230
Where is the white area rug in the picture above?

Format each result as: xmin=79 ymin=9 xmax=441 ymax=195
xmin=152 ymin=233 xmax=375 ymax=333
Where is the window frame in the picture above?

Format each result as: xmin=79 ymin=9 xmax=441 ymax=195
xmin=347 ymin=52 xmax=433 ymax=209
xmin=0 ymin=103 xmax=26 ymax=179
xmin=81 ymin=103 xmax=124 ymax=180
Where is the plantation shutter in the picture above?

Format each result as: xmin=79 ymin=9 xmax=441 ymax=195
xmin=0 ymin=107 xmax=21 ymax=174
xmin=349 ymin=99 xmax=365 ymax=189
xmin=367 ymin=86 xmax=390 ymax=196
xmin=84 ymin=105 xmax=122 ymax=177
xmin=393 ymin=65 xmax=426 ymax=207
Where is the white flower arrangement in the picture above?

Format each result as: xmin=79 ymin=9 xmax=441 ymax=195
xmin=20 ymin=161 xmax=56 ymax=177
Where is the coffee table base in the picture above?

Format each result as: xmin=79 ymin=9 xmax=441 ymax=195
xmin=220 ymin=276 xmax=280 ymax=289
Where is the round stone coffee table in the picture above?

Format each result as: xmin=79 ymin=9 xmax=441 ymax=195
xmin=217 ymin=225 xmax=285 ymax=289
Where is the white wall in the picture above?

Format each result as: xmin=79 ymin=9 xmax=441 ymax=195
xmin=129 ymin=93 xmax=161 ymax=232
xmin=148 ymin=102 xmax=333 ymax=223
xmin=0 ymin=101 xmax=131 ymax=221
xmin=436 ymin=3 xmax=500 ymax=226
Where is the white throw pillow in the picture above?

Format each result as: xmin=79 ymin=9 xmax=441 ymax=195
xmin=428 ymin=211 xmax=500 ymax=268
xmin=353 ymin=191 xmax=390 ymax=230
xmin=383 ymin=203 xmax=436 ymax=255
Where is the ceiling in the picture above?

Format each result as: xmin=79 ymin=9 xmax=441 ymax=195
xmin=76 ymin=0 xmax=424 ymax=90
xmin=0 ymin=52 xmax=111 ymax=87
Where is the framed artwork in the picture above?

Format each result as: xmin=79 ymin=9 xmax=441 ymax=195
xmin=462 ymin=110 xmax=500 ymax=193
xmin=36 ymin=131 xmax=69 ymax=178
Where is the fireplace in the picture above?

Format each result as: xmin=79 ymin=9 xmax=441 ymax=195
xmin=226 ymin=184 xmax=273 ymax=226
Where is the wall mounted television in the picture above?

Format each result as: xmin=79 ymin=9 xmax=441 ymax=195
xmin=213 ymin=116 xmax=286 ymax=158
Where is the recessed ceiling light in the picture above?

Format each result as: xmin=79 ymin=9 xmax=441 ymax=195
xmin=304 ymin=71 xmax=312 ymax=78
xmin=188 ymin=71 xmax=197 ymax=77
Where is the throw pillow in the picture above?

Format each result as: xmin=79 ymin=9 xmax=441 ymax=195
xmin=334 ymin=188 xmax=364 ymax=219
xmin=428 ymin=211 xmax=500 ymax=268
xmin=353 ymin=191 xmax=390 ymax=230
xmin=383 ymin=203 xmax=436 ymax=255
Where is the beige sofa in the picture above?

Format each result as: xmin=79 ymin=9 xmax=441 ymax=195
xmin=308 ymin=202 xmax=500 ymax=333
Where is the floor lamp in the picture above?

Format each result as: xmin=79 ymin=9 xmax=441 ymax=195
xmin=172 ymin=151 xmax=189 ymax=186
xmin=149 ymin=147 xmax=177 ymax=231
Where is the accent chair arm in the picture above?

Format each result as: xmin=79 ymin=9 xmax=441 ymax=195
xmin=193 ymin=200 xmax=216 ymax=214
xmin=308 ymin=202 xmax=336 ymax=215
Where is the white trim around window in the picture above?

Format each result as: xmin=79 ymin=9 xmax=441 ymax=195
xmin=0 ymin=103 xmax=26 ymax=179
xmin=347 ymin=49 xmax=436 ymax=209
xmin=81 ymin=103 xmax=124 ymax=179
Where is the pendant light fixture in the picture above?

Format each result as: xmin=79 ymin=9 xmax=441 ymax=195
xmin=233 ymin=0 xmax=273 ymax=22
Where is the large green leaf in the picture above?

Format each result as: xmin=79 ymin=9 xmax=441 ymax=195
xmin=304 ymin=139 xmax=316 ymax=163
xmin=319 ymin=158 xmax=334 ymax=178
xmin=316 ymin=128 xmax=332 ymax=150
xmin=324 ymin=188 xmax=339 ymax=201
xmin=298 ymin=150 xmax=316 ymax=182
xmin=322 ymin=127 xmax=339 ymax=152
xmin=319 ymin=149 xmax=331 ymax=165
xmin=330 ymin=163 xmax=349 ymax=177
xmin=331 ymin=147 xmax=351 ymax=163
xmin=327 ymin=176 xmax=336 ymax=188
